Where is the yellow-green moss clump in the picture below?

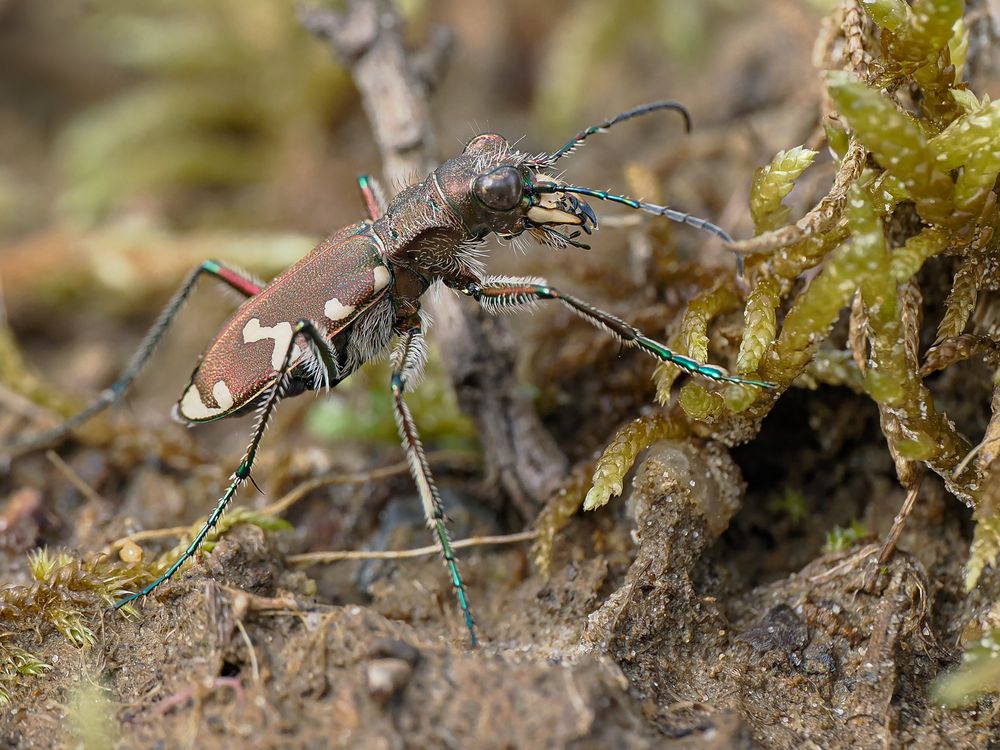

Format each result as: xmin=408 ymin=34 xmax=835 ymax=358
xmin=583 ymin=415 xmax=686 ymax=512
xmin=750 ymin=146 xmax=818 ymax=233
xmin=0 ymin=509 xmax=290 ymax=705
xmin=538 ymin=0 xmax=1000 ymax=602
xmin=931 ymin=628 xmax=1000 ymax=708
xmin=0 ymin=550 xmax=152 ymax=704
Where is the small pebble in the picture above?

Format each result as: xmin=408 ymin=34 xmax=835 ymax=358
xmin=119 ymin=540 xmax=144 ymax=564
xmin=364 ymin=658 xmax=413 ymax=705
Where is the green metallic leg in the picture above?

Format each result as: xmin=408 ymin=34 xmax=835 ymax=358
xmin=114 ymin=319 xmax=330 ymax=610
xmin=462 ymin=276 xmax=773 ymax=388
xmin=390 ymin=321 xmax=477 ymax=647
xmin=6 ymin=260 xmax=263 ymax=456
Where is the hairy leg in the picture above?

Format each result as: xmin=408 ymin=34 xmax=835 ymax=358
xmin=389 ymin=319 xmax=477 ymax=646
xmin=459 ymin=275 xmax=773 ymax=388
xmin=114 ymin=319 xmax=332 ymax=609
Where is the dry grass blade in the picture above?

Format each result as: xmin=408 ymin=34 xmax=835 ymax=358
xmin=287 ymin=530 xmax=537 ymax=566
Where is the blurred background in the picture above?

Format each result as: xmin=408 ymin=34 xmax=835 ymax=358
xmin=0 ymin=0 xmax=844 ymax=456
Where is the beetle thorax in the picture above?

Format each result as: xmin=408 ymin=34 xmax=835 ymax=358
xmin=374 ymin=177 xmax=481 ymax=281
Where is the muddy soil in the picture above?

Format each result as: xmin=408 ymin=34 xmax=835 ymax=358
xmin=0 ymin=407 xmax=997 ymax=749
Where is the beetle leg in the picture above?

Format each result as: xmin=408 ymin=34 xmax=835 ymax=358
xmin=389 ymin=320 xmax=477 ymax=647
xmin=114 ymin=319 xmax=334 ymax=610
xmin=357 ymin=174 xmax=388 ymax=221
xmin=6 ymin=261 xmax=264 ymax=456
xmin=462 ymin=275 xmax=774 ymax=389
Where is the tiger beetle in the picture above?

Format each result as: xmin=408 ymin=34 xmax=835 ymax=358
xmin=9 ymin=101 xmax=773 ymax=647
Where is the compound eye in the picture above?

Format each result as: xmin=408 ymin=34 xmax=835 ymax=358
xmin=473 ymin=166 xmax=523 ymax=211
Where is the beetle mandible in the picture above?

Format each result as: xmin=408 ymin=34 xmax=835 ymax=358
xmin=9 ymin=101 xmax=773 ymax=647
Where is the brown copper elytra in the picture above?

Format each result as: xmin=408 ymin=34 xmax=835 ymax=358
xmin=8 ymin=101 xmax=772 ymax=647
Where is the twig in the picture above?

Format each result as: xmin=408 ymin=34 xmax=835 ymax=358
xmin=287 ymin=529 xmax=537 ymax=566
xmin=258 ymin=450 xmax=478 ymax=517
xmin=108 ymin=525 xmax=191 ymax=552
xmin=0 ymin=383 xmax=50 ymax=421
xmin=877 ymin=472 xmax=925 ymax=565
xmin=299 ymin=0 xmax=567 ymax=519
xmin=222 ymin=587 xmax=305 ymax=614
xmin=44 ymin=450 xmax=109 ymax=507
xmin=234 ymin=619 xmax=261 ymax=686
xmin=106 ymin=452 xmax=479 ymax=552
xmin=808 ymin=543 xmax=879 ymax=584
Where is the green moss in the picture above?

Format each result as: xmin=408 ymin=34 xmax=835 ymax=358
xmin=894 ymin=0 xmax=963 ymax=61
xmin=578 ymin=1 xmax=1000 ymax=593
xmin=763 ymin=231 xmax=869 ymax=382
xmin=654 ymin=284 xmax=739 ymax=408
xmin=153 ymin=506 xmax=292 ymax=571
xmin=823 ymin=519 xmax=869 ymax=553
xmin=737 ymin=276 xmax=780 ymax=375
xmin=767 ymin=488 xmax=809 ymax=525
xmin=750 ymin=146 xmax=818 ymax=233
xmin=798 ymin=349 xmax=865 ymax=392
xmin=583 ymin=415 xmax=686 ymax=512
xmin=936 ymin=251 xmax=982 ymax=342
xmin=827 ymin=72 xmax=954 ymax=225
xmin=0 ymin=643 xmax=51 ymax=707
xmin=862 ymin=0 xmax=909 ymax=32
xmin=930 ymin=628 xmax=1000 ymax=707
xmin=674 ymin=284 xmax=742 ymax=421
xmin=678 ymin=383 xmax=725 ymax=421
xmin=531 ymin=460 xmax=598 ymax=577
xmin=58 ymin=0 xmax=348 ymax=225
xmin=890 ymin=227 xmax=949 ymax=281
xmin=0 ymin=550 xmax=156 ymax=703
xmin=0 ymin=501 xmax=298 ymax=704
xmin=849 ymin=181 xmax=908 ymax=406
xmin=721 ymin=383 xmax=758 ymax=413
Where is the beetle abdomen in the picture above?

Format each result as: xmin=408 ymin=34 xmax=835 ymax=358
xmin=176 ymin=224 xmax=394 ymax=423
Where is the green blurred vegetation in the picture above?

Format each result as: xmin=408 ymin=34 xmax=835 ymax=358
xmin=56 ymin=0 xmax=347 ymax=227
xmin=306 ymin=356 xmax=477 ymax=448
xmin=932 ymin=628 xmax=1000 ymax=708
xmin=533 ymin=0 xmax=840 ymax=134
xmin=822 ymin=519 xmax=870 ymax=553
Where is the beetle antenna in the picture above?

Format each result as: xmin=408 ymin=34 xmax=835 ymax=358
xmin=534 ymin=183 xmax=731 ymax=243
xmin=533 ymin=182 xmax=744 ymax=275
xmin=535 ymin=100 xmax=692 ymax=166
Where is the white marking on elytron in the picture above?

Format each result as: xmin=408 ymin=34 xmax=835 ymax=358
xmin=324 ymin=297 xmax=356 ymax=321
xmin=213 ymin=380 xmax=234 ymax=409
xmin=243 ymin=318 xmax=294 ymax=370
xmin=373 ymin=265 xmax=391 ymax=292
xmin=179 ymin=379 xmax=234 ymax=420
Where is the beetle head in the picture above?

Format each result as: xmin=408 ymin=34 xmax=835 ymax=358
xmin=430 ymin=102 xmax=736 ymax=255
xmin=433 ymin=133 xmax=597 ymax=249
